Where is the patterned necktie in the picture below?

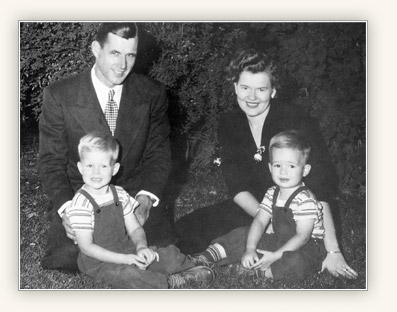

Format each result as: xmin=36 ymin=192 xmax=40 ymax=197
xmin=104 ymin=89 xmax=118 ymax=136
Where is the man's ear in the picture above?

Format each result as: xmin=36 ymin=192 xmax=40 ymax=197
xmin=303 ymin=164 xmax=311 ymax=177
xmin=234 ymin=83 xmax=238 ymax=95
xmin=112 ymin=163 xmax=120 ymax=176
xmin=77 ymin=162 xmax=83 ymax=175
xmin=271 ymin=88 xmax=277 ymax=99
xmin=91 ymin=41 xmax=100 ymax=58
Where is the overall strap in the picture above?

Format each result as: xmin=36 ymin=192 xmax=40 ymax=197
xmin=77 ymin=185 xmax=120 ymax=213
xmin=284 ymin=185 xmax=310 ymax=210
xmin=108 ymin=184 xmax=120 ymax=206
xmin=272 ymin=187 xmax=280 ymax=206
xmin=77 ymin=188 xmax=101 ymax=212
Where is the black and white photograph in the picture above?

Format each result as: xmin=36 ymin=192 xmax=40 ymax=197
xmin=19 ymin=21 xmax=367 ymax=290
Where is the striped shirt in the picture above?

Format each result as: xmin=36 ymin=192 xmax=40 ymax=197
xmin=66 ymin=185 xmax=138 ymax=232
xmin=259 ymin=184 xmax=324 ymax=239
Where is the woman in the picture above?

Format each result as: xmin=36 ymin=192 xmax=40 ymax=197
xmin=174 ymin=48 xmax=357 ymax=279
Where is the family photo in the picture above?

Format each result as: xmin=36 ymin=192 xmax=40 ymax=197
xmin=19 ymin=21 xmax=366 ymax=289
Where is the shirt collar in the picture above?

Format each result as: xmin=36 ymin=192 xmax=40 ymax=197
xmin=91 ymin=65 xmax=123 ymax=111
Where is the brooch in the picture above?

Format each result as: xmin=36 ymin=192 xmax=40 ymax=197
xmin=254 ymin=146 xmax=266 ymax=162
xmin=213 ymin=157 xmax=222 ymax=166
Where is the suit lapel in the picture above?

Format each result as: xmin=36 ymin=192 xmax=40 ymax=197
xmin=115 ymin=74 xmax=149 ymax=161
xmin=69 ymin=71 xmax=149 ymax=161
xmin=69 ymin=70 xmax=111 ymax=135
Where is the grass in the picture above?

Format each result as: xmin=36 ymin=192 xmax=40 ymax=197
xmin=19 ymin=130 xmax=367 ymax=290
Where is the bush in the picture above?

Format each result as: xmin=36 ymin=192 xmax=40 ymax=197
xmin=147 ymin=22 xmax=366 ymax=194
xmin=20 ymin=22 xmax=97 ymax=124
xmin=146 ymin=23 xmax=246 ymax=169
xmin=275 ymin=23 xmax=366 ymax=194
xmin=19 ymin=22 xmax=366 ymax=193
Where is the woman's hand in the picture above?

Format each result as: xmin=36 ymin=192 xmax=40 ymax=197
xmin=321 ymin=252 xmax=358 ymax=279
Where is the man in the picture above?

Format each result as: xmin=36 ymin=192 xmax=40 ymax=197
xmin=38 ymin=22 xmax=174 ymax=272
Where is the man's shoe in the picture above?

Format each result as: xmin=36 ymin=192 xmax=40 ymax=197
xmin=168 ymin=266 xmax=215 ymax=289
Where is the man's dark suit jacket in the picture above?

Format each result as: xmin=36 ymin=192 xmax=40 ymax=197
xmin=38 ymin=69 xmax=173 ymax=271
xmin=38 ymin=69 xmax=171 ymax=212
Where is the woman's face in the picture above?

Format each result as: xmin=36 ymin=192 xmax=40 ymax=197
xmin=234 ymin=70 xmax=276 ymax=118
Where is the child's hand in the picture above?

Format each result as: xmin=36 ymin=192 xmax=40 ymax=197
xmin=241 ymin=249 xmax=259 ymax=269
xmin=136 ymin=247 xmax=159 ymax=269
xmin=123 ymin=254 xmax=152 ymax=269
xmin=251 ymin=249 xmax=278 ymax=270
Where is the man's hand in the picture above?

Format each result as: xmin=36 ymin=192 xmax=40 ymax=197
xmin=62 ymin=212 xmax=76 ymax=242
xmin=134 ymin=195 xmax=153 ymax=226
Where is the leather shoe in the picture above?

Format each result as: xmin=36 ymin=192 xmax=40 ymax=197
xmin=168 ymin=266 xmax=215 ymax=288
xmin=187 ymin=255 xmax=215 ymax=268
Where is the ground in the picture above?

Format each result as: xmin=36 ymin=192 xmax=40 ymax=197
xmin=19 ymin=130 xmax=366 ymax=289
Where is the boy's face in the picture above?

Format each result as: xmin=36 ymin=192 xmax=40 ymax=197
xmin=77 ymin=150 xmax=120 ymax=195
xmin=268 ymin=147 xmax=311 ymax=190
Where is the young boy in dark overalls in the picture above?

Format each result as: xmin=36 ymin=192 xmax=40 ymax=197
xmin=190 ymin=130 xmax=327 ymax=283
xmin=66 ymin=133 xmax=214 ymax=289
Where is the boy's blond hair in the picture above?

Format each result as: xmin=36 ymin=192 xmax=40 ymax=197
xmin=269 ymin=130 xmax=311 ymax=163
xmin=78 ymin=132 xmax=119 ymax=164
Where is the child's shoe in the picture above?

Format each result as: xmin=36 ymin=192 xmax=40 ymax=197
xmin=168 ymin=266 xmax=215 ymax=289
xmin=255 ymin=268 xmax=268 ymax=279
xmin=187 ymin=254 xmax=215 ymax=268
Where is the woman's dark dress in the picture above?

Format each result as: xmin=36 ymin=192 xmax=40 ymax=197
xmin=174 ymin=102 xmax=338 ymax=254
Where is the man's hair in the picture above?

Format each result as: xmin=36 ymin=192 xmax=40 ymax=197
xmin=269 ymin=130 xmax=311 ymax=163
xmin=226 ymin=48 xmax=279 ymax=89
xmin=78 ymin=132 xmax=119 ymax=164
xmin=95 ymin=22 xmax=138 ymax=47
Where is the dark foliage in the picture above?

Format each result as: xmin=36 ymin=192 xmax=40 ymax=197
xmin=19 ymin=22 xmax=366 ymax=193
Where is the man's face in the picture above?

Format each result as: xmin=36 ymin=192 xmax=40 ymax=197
xmin=92 ymin=32 xmax=138 ymax=87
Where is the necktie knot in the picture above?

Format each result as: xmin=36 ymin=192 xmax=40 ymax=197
xmin=108 ymin=89 xmax=115 ymax=102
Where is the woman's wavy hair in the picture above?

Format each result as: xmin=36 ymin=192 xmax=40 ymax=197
xmin=226 ymin=48 xmax=279 ymax=89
